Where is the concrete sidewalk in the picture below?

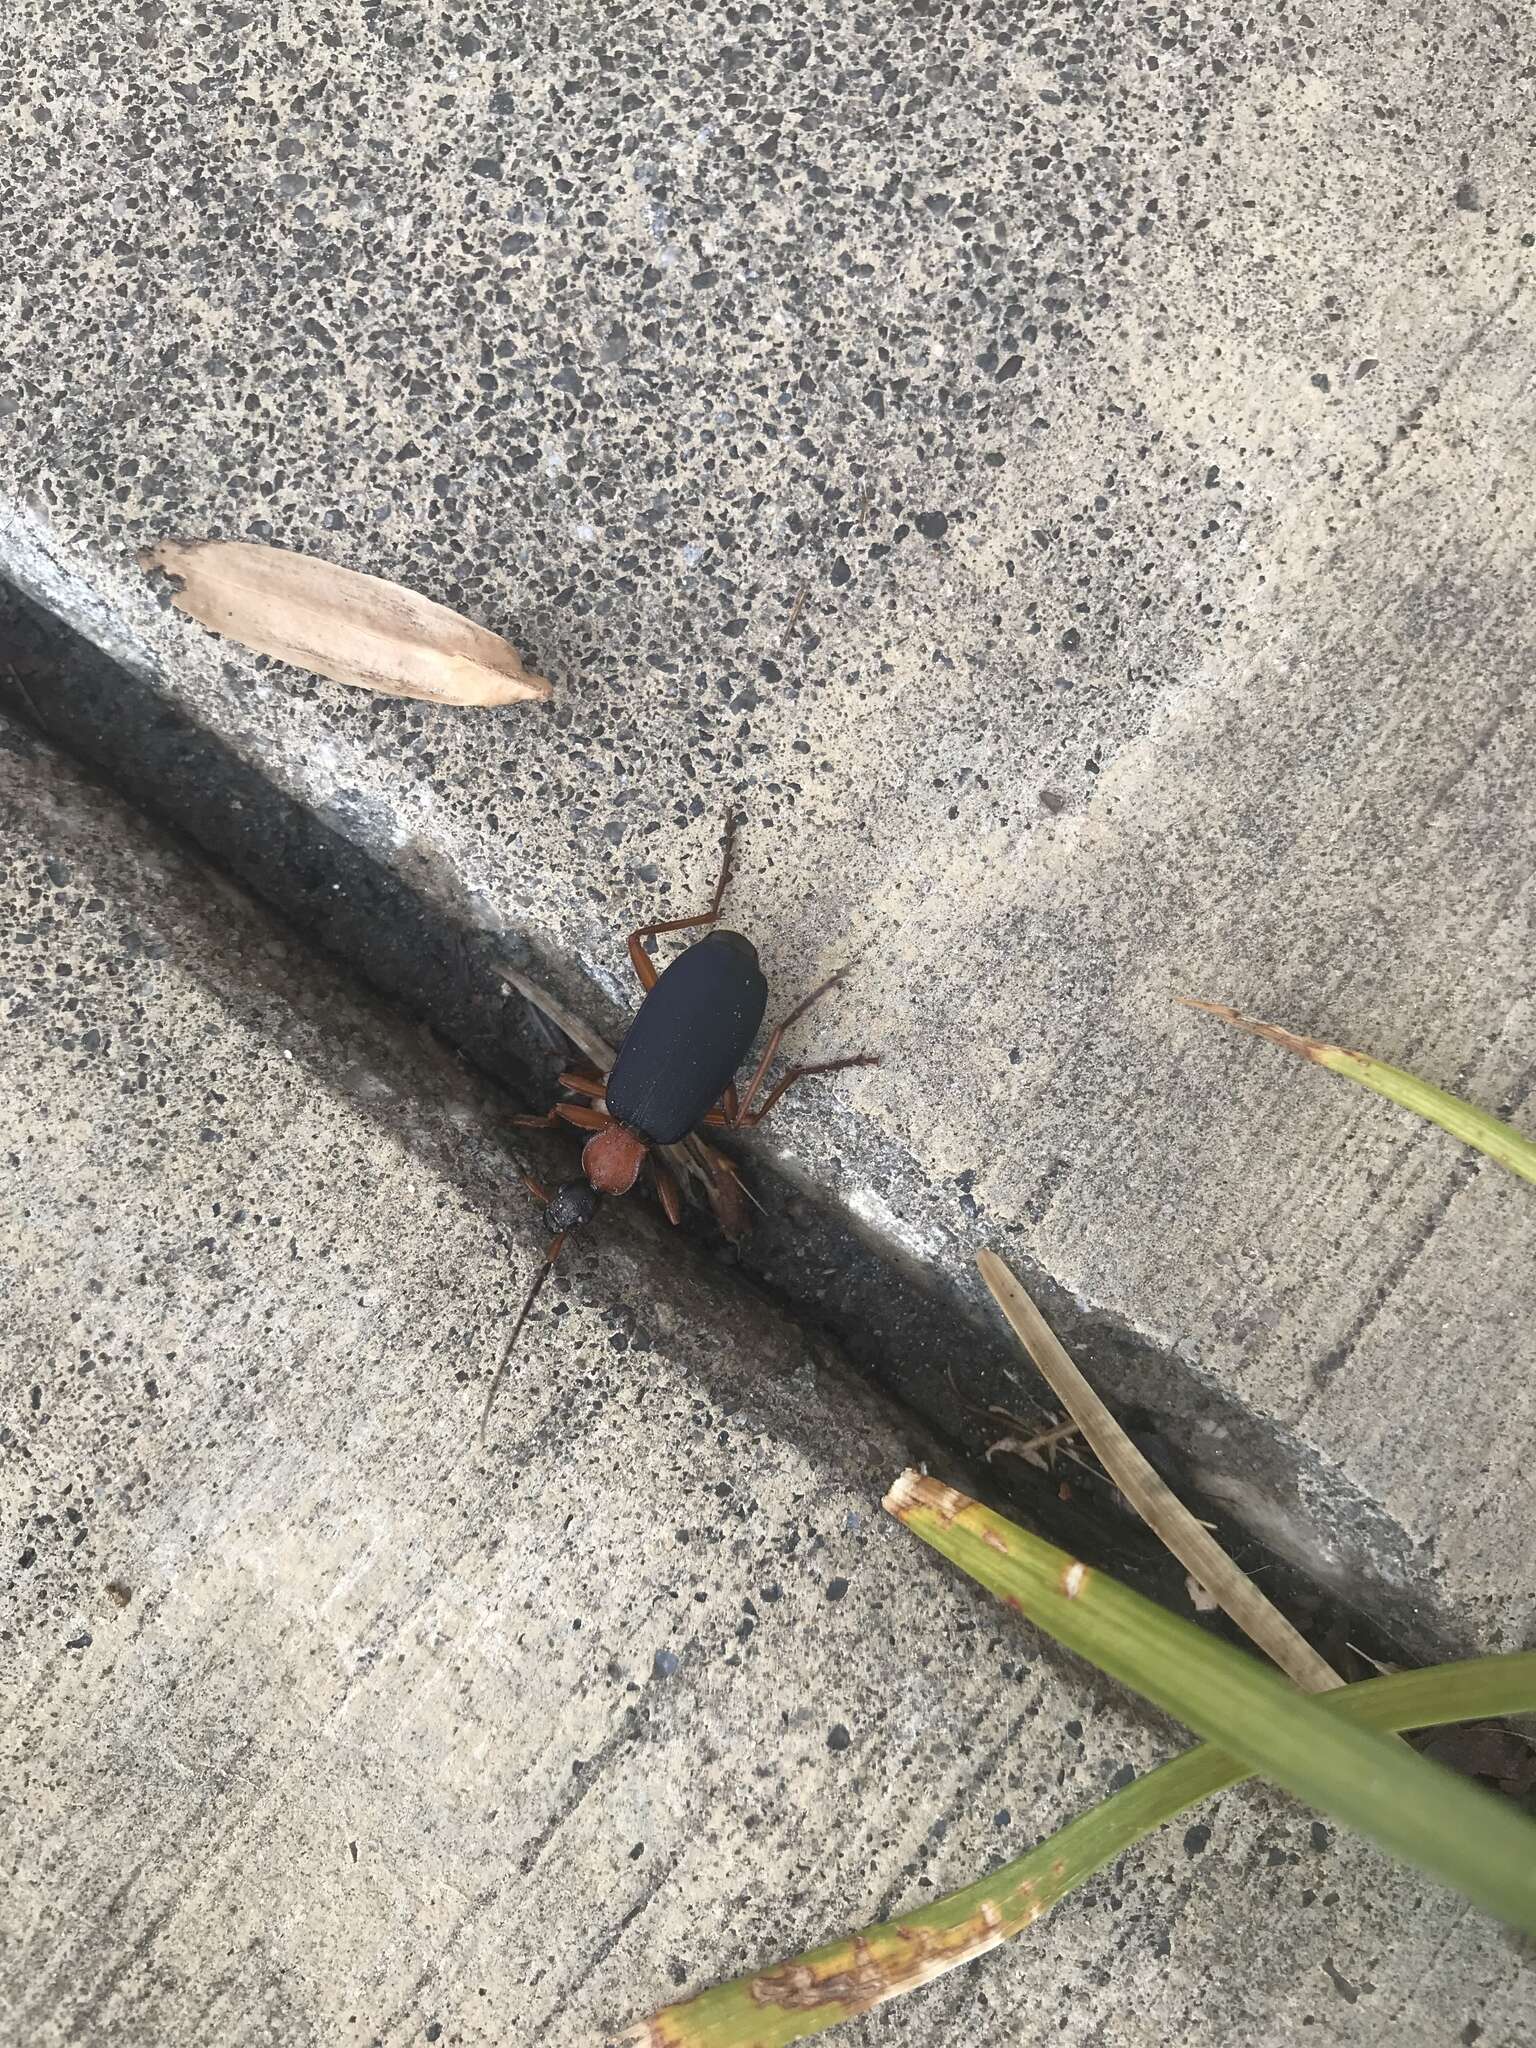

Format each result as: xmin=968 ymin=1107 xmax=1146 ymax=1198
xmin=3 ymin=1 xmax=1534 ymax=1647
xmin=4 ymin=2 xmax=1536 ymax=2036
xmin=4 ymin=715 xmax=1528 ymax=2044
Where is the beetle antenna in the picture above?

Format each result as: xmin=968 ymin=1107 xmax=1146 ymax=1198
xmin=479 ymin=1233 xmax=566 ymax=1443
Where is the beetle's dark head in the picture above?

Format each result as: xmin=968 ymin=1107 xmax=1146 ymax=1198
xmin=543 ymin=1179 xmax=600 ymax=1236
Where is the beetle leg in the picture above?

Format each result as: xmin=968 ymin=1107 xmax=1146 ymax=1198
xmin=697 ymin=1140 xmax=754 ymax=1240
xmin=625 ymin=810 xmax=738 ymax=991
xmin=732 ymin=1054 xmax=881 ymax=1128
xmin=519 ymin=1171 xmax=552 ymax=1205
xmin=551 ymin=1102 xmax=612 ymax=1133
xmin=510 ymin=1074 xmax=609 ymax=1136
xmin=733 ymin=964 xmax=853 ymax=1121
xmin=721 ymin=1081 xmax=740 ymax=1122
xmin=556 ymin=1068 xmax=609 ymax=1101
xmin=652 ymin=1157 xmax=684 ymax=1227
xmin=625 ymin=934 xmax=661 ymax=993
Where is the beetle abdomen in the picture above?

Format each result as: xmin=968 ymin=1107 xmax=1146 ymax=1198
xmin=605 ymin=929 xmax=768 ymax=1145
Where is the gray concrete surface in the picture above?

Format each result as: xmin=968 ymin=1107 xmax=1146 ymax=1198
xmin=5 ymin=0 xmax=1534 ymax=1645
xmin=5 ymin=714 xmax=1533 ymax=2045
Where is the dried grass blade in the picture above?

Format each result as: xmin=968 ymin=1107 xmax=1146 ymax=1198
xmin=1179 ymin=996 xmax=1536 ymax=1186
xmin=976 ymin=1250 xmax=1342 ymax=1693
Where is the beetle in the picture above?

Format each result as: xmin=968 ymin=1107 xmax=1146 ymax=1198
xmin=481 ymin=815 xmax=877 ymax=1434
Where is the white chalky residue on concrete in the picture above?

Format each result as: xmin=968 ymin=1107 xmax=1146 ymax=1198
xmin=842 ymin=1178 xmax=948 ymax=1264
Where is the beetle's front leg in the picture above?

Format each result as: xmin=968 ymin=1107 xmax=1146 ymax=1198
xmin=509 ymin=1102 xmax=613 ymax=1134
xmin=624 ymin=811 xmax=738 ymax=991
xmin=508 ymin=1107 xmax=564 ymax=1131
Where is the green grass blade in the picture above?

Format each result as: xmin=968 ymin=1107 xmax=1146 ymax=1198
xmin=1181 ymin=996 xmax=1536 ymax=1185
xmin=625 ymin=1650 xmax=1536 ymax=2047
xmin=886 ymin=1473 xmax=1536 ymax=1933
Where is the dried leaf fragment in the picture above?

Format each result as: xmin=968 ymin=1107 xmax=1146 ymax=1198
xmin=139 ymin=538 xmax=551 ymax=705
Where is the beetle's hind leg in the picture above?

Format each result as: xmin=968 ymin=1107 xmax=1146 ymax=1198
xmin=732 ymin=964 xmax=879 ymax=1127
xmin=731 ymin=1054 xmax=881 ymax=1127
xmin=625 ymin=810 xmax=738 ymax=992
